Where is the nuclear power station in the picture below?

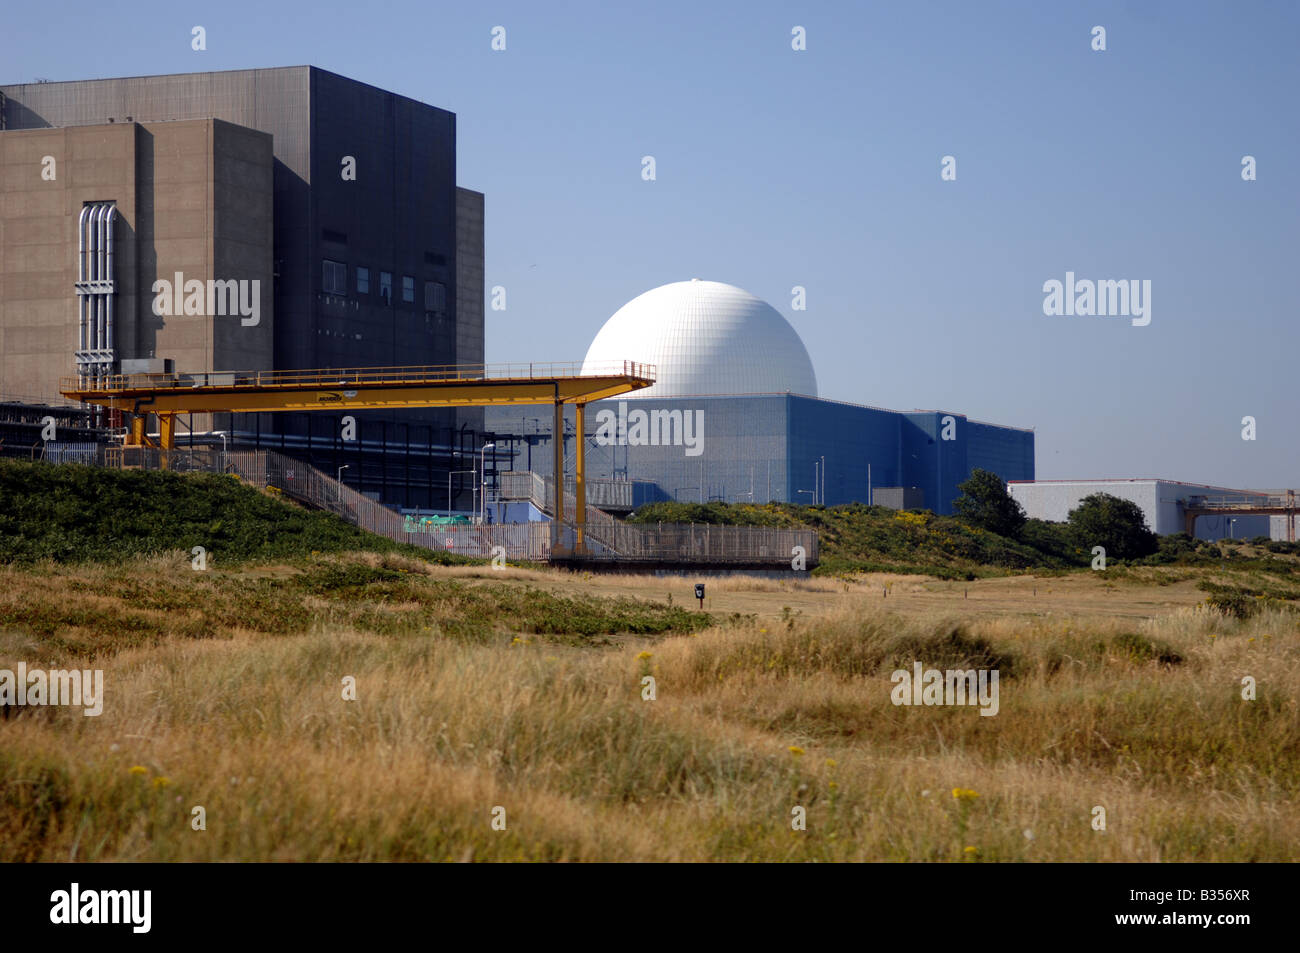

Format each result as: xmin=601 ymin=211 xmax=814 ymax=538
xmin=5 ymin=65 xmax=1288 ymax=544
xmin=485 ymin=279 xmax=1034 ymax=513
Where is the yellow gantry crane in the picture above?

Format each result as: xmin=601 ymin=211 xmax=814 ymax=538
xmin=61 ymin=360 xmax=656 ymax=554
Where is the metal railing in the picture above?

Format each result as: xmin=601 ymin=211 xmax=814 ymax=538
xmin=1186 ymin=493 xmax=1297 ymax=510
xmin=104 ymin=445 xmax=225 ymax=473
xmin=499 ymin=470 xmax=634 ymax=511
xmin=556 ymin=518 xmax=818 ymax=565
xmin=62 ymin=360 xmax=657 ymax=395
xmin=223 ymin=449 xmax=552 ymax=560
xmin=83 ymin=447 xmax=817 ymax=567
xmin=41 ymin=441 xmax=101 ymax=465
xmin=498 ymin=470 xmax=817 ymax=565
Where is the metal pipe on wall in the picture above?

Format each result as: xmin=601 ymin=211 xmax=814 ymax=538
xmin=105 ymin=205 xmax=116 ymax=362
xmin=76 ymin=206 xmax=91 ymax=384
xmin=98 ymin=204 xmax=108 ymax=355
xmin=92 ymin=205 xmax=104 ymax=355
xmin=87 ymin=206 xmax=98 ymax=355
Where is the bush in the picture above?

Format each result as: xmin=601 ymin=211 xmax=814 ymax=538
xmin=1067 ymin=493 xmax=1158 ymax=560
xmin=952 ymin=469 xmax=1027 ymax=539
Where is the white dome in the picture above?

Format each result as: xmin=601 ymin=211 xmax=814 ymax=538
xmin=582 ymin=279 xmax=818 ymax=398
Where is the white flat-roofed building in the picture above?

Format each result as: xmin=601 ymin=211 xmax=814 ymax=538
xmin=1007 ymin=479 xmax=1285 ymax=541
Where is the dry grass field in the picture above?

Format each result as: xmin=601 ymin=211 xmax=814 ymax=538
xmin=2 ymin=553 xmax=1297 ymax=862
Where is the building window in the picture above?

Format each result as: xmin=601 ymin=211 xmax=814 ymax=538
xmin=402 ymin=275 xmax=415 ymax=303
xmin=379 ymin=271 xmax=392 ymax=305
xmin=424 ymin=280 xmax=446 ymax=314
xmin=356 ymin=267 xmax=369 ymax=294
xmin=323 ymin=260 xmax=347 ymax=295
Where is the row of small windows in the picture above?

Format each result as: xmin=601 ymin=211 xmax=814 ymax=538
xmin=323 ymin=260 xmax=445 ymax=312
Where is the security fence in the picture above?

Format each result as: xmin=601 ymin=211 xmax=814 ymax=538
xmin=497 ymin=469 xmax=817 ymax=566
xmin=41 ymin=441 xmax=102 ymax=465
xmin=77 ymin=446 xmax=817 ymax=567
xmin=564 ymin=517 xmax=818 ymax=566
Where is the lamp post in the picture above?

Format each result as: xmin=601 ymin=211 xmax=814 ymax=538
xmin=213 ymin=430 xmax=228 ymax=472
xmin=337 ymin=464 xmax=349 ymax=502
xmin=479 ymin=442 xmax=496 ymax=524
xmin=820 ymin=455 xmax=826 ymax=506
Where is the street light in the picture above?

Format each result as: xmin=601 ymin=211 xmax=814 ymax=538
xmin=337 ymin=464 xmax=349 ymax=502
xmin=479 ymin=442 xmax=496 ymax=524
xmin=213 ymin=430 xmax=229 ymax=472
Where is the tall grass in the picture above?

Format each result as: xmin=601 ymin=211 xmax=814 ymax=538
xmin=2 ymin=559 xmax=1297 ymax=861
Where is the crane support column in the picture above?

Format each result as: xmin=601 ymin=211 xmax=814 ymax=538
xmin=575 ymin=402 xmax=586 ymax=554
xmin=159 ymin=413 xmax=177 ymax=469
xmin=552 ymin=398 xmax=565 ymax=554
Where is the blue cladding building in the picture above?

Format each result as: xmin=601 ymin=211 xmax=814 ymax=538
xmin=485 ymin=281 xmax=1034 ymax=514
xmin=486 ymin=395 xmax=1033 ymax=514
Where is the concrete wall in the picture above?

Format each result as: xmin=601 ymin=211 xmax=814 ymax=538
xmin=454 ymin=186 xmax=485 ymax=438
xmin=1 ymin=121 xmax=136 ymax=403
xmin=145 ymin=119 xmax=274 ymax=381
xmin=873 ymin=487 xmax=925 ymax=511
xmin=0 ymin=117 xmax=273 ymax=423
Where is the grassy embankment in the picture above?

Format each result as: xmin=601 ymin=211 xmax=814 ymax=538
xmin=629 ymin=499 xmax=1300 ymax=578
xmin=1 ymin=460 xmax=1298 ymax=861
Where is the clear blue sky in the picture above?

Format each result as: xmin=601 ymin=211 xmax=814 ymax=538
xmin=4 ymin=1 xmax=1297 ymax=487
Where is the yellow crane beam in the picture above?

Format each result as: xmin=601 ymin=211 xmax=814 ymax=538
xmin=60 ymin=362 xmax=654 ymax=414
xmin=60 ymin=362 xmax=653 ymax=549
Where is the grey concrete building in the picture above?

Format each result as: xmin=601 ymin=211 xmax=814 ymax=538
xmin=0 ymin=66 xmax=486 ymax=509
xmin=1 ymin=116 xmax=274 ymax=426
